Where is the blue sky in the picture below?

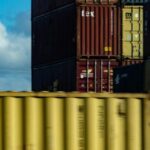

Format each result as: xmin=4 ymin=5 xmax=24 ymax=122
xmin=0 ymin=0 xmax=31 ymax=91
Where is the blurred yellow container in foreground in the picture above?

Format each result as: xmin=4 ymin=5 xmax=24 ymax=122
xmin=0 ymin=92 xmax=149 ymax=150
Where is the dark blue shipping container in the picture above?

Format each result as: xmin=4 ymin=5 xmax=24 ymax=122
xmin=113 ymin=60 xmax=150 ymax=93
xmin=32 ymin=4 xmax=76 ymax=67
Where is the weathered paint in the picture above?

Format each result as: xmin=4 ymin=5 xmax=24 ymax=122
xmin=0 ymin=92 xmax=149 ymax=150
xmin=122 ymin=6 xmax=143 ymax=59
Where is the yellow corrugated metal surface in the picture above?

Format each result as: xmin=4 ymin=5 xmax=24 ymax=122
xmin=122 ymin=6 xmax=143 ymax=59
xmin=86 ymin=98 xmax=105 ymax=150
xmin=107 ymin=98 xmax=126 ymax=150
xmin=66 ymin=98 xmax=85 ymax=150
xmin=0 ymin=92 xmax=150 ymax=150
xmin=144 ymin=98 xmax=150 ymax=150
xmin=4 ymin=97 xmax=23 ymax=150
xmin=45 ymin=98 xmax=64 ymax=150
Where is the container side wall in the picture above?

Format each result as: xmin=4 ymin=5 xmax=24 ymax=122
xmin=77 ymin=5 xmax=121 ymax=58
xmin=122 ymin=6 xmax=143 ymax=59
xmin=76 ymin=59 xmax=119 ymax=92
xmin=32 ymin=4 xmax=76 ymax=66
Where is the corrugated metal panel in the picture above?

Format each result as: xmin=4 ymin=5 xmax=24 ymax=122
xmin=106 ymin=98 xmax=126 ymax=150
xmin=77 ymin=5 xmax=121 ymax=58
xmin=76 ymin=59 xmax=119 ymax=92
xmin=86 ymin=98 xmax=105 ymax=150
xmin=46 ymin=98 xmax=65 ymax=150
xmin=0 ymin=92 xmax=150 ymax=150
xmin=32 ymin=4 xmax=76 ymax=66
xmin=3 ymin=97 xmax=23 ymax=150
xmin=122 ymin=6 xmax=143 ymax=59
xmin=127 ymin=98 xmax=142 ymax=150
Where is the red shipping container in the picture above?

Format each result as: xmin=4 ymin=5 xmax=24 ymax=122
xmin=77 ymin=5 xmax=121 ymax=58
xmin=32 ymin=58 xmax=119 ymax=92
xmin=76 ymin=59 xmax=119 ymax=92
xmin=76 ymin=0 xmax=118 ymax=4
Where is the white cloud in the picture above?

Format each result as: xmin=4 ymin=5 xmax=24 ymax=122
xmin=0 ymin=22 xmax=31 ymax=91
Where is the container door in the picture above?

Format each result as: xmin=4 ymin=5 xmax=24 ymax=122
xmin=122 ymin=6 xmax=143 ymax=59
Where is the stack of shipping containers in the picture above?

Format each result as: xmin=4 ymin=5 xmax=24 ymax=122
xmin=113 ymin=1 xmax=150 ymax=93
xmin=32 ymin=0 xmax=149 ymax=92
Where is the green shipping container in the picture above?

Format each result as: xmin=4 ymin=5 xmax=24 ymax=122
xmin=122 ymin=6 xmax=143 ymax=59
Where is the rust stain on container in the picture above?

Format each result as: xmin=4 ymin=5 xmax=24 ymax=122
xmin=77 ymin=5 xmax=121 ymax=58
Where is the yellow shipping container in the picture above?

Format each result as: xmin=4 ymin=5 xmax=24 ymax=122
xmin=0 ymin=92 xmax=149 ymax=150
xmin=122 ymin=6 xmax=143 ymax=59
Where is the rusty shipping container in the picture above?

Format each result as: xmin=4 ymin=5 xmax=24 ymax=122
xmin=76 ymin=0 xmax=118 ymax=5
xmin=32 ymin=4 xmax=76 ymax=67
xmin=32 ymin=58 xmax=119 ymax=92
xmin=32 ymin=0 xmax=75 ymax=18
xmin=77 ymin=5 xmax=121 ymax=58
xmin=0 ymin=92 xmax=150 ymax=150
